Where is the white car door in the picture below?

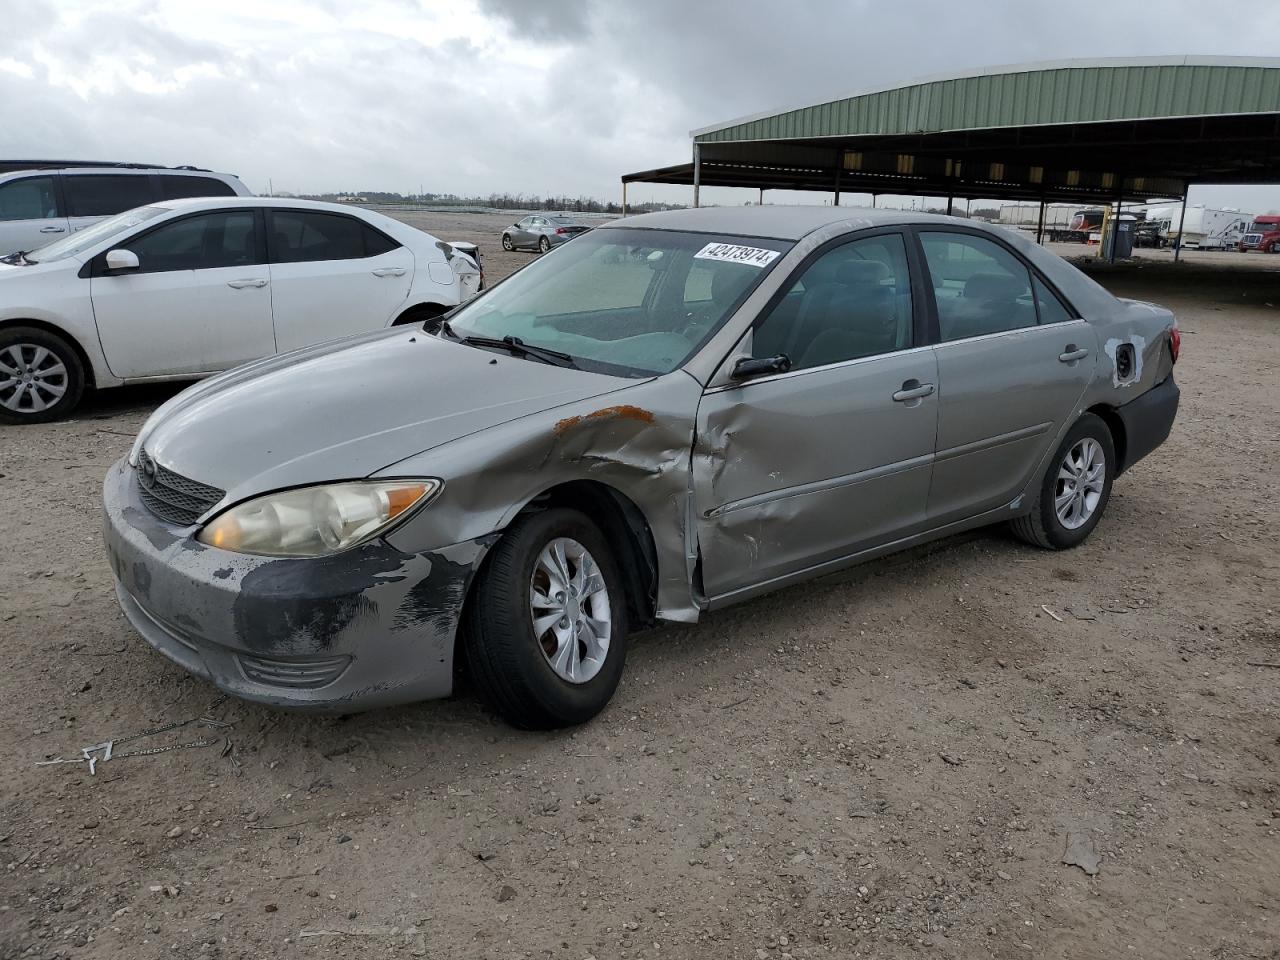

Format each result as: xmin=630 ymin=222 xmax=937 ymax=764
xmin=90 ymin=209 xmax=276 ymax=378
xmin=0 ymin=175 xmax=68 ymax=254
xmin=266 ymin=209 xmax=414 ymax=352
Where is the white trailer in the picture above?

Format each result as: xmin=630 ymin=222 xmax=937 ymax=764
xmin=1144 ymin=204 xmax=1254 ymax=250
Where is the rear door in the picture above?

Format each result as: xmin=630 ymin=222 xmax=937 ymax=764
xmin=694 ymin=230 xmax=939 ymax=600
xmin=266 ymin=209 xmax=414 ymax=351
xmin=90 ymin=208 xmax=275 ymax=378
xmin=63 ymin=173 xmax=157 ymax=235
xmin=916 ymin=229 xmax=1096 ymax=523
xmin=0 ymin=175 xmax=67 ymax=254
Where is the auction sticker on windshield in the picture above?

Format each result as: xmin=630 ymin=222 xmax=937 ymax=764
xmin=694 ymin=242 xmax=781 ymax=267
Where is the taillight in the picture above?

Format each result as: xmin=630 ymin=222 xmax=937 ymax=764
xmin=555 ymin=228 xmax=566 ymax=235
xmin=1170 ymin=321 xmax=1181 ymax=364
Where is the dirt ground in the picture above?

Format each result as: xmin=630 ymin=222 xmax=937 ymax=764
xmin=1 ymin=213 xmax=1278 ymax=960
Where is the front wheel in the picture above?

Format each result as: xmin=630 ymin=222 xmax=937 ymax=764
xmin=0 ymin=327 xmax=85 ymax=424
xmin=464 ymin=508 xmax=629 ymax=729
xmin=501 ymin=233 xmax=514 ymax=251
xmin=538 ymin=236 xmax=551 ymax=253
xmin=1010 ymin=413 xmax=1115 ymax=549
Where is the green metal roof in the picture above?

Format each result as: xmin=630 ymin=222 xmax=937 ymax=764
xmin=694 ymin=57 xmax=1280 ymax=143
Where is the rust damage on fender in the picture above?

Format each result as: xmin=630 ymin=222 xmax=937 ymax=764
xmin=553 ymin=404 xmax=656 ymax=437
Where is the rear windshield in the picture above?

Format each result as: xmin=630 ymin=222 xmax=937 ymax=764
xmin=445 ymin=228 xmax=792 ymax=376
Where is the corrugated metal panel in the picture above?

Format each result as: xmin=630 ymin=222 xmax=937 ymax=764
xmin=695 ymin=63 xmax=1280 ymax=143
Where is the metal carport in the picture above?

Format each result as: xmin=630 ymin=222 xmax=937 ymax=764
xmin=622 ymin=57 xmax=1280 ymax=256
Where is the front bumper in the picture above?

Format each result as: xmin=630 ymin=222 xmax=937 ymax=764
xmin=102 ymin=457 xmax=484 ymax=711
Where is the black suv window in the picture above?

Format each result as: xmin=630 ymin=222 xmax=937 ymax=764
xmin=159 ymin=176 xmax=237 ymax=200
xmin=268 ymin=211 xmax=399 ymax=262
xmin=123 ymin=211 xmax=259 ymax=273
xmin=0 ymin=176 xmax=59 ymax=222
xmin=64 ymin=175 xmax=156 ymax=218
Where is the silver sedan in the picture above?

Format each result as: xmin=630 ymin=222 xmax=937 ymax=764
xmin=501 ymin=215 xmax=591 ymax=253
xmin=104 ymin=207 xmax=1179 ymax=728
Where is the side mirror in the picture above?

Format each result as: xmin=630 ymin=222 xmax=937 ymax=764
xmin=105 ymin=249 xmax=139 ymax=272
xmin=731 ymin=354 xmax=791 ymax=380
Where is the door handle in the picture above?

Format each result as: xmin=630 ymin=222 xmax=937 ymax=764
xmin=892 ymin=381 xmax=935 ymax=402
xmin=39 ymin=226 xmax=66 ymax=233
xmin=227 ymin=278 xmax=268 ymax=289
xmin=372 ymin=267 xmax=406 ymax=277
xmin=1058 ymin=345 xmax=1090 ymax=363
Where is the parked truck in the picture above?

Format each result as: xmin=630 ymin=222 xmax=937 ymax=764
xmin=1144 ymin=204 xmax=1253 ymax=251
xmin=1238 ymin=215 xmax=1280 ymax=253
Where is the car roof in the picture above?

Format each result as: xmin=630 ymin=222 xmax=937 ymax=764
xmin=152 ymin=197 xmax=373 ymax=216
xmin=603 ymin=205 xmax=980 ymax=241
xmin=0 ymin=166 xmax=236 ymax=181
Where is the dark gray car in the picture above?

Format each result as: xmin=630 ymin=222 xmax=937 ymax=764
xmin=103 ymin=207 xmax=1179 ymax=728
xmin=501 ymin=214 xmax=591 ymax=253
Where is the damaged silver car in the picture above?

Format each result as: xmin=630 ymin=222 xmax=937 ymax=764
xmin=103 ymin=207 xmax=1180 ymax=728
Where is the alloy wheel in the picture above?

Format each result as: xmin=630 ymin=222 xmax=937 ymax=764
xmin=0 ymin=343 xmax=69 ymax=414
xmin=1054 ymin=437 xmax=1106 ymax=530
xmin=529 ymin=537 xmax=612 ymax=684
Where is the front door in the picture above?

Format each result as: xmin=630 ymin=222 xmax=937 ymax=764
xmin=0 ymin=175 xmax=66 ymax=255
xmin=694 ymin=231 xmax=938 ymax=601
xmin=266 ymin=209 xmax=415 ymax=352
xmin=916 ymin=229 xmax=1097 ymax=523
xmin=91 ymin=209 xmax=275 ymax=378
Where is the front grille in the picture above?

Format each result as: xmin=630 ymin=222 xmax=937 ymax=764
xmin=136 ymin=449 xmax=225 ymax=526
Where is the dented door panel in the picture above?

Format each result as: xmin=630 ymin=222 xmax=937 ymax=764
xmin=692 ymin=349 xmax=939 ymax=600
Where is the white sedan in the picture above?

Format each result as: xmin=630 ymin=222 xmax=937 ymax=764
xmin=0 ymin=198 xmax=481 ymax=423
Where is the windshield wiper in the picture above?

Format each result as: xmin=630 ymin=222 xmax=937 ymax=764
xmin=457 ymin=334 xmax=579 ymax=369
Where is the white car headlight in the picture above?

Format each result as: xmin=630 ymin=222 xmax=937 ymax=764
xmin=197 ymin=480 xmax=440 ymax=557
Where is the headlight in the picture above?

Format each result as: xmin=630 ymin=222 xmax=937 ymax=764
xmin=197 ymin=480 xmax=440 ymax=557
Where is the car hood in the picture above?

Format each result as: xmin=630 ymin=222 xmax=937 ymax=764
xmin=139 ymin=328 xmax=631 ymax=510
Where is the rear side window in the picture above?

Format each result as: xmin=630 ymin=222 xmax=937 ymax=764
xmin=64 ymin=175 xmax=155 ymax=218
xmin=0 ymin=176 xmax=58 ymax=222
xmin=268 ymin=211 xmax=399 ymax=262
xmin=125 ymin=211 xmax=259 ymax=273
xmin=920 ymin=232 xmax=1036 ymax=341
xmin=1033 ymin=275 xmax=1074 ymax=324
xmin=158 ymin=176 xmax=237 ymax=200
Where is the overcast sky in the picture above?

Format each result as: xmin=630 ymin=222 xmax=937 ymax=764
xmin=4 ymin=0 xmax=1280 ymax=211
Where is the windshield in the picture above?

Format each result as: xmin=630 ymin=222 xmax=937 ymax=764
xmin=1249 ymin=221 xmax=1273 ymax=233
xmin=27 ymin=205 xmax=167 ymax=263
xmin=445 ymin=228 xmax=791 ymax=376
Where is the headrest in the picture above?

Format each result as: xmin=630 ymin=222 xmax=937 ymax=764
xmin=835 ymin=259 xmax=889 ymax=285
xmin=964 ymin=272 xmax=1024 ymax=301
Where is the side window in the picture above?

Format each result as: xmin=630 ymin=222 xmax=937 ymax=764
xmin=920 ymin=232 xmax=1036 ymax=341
xmin=64 ymin=175 xmax=155 ymax=218
xmin=124 ymin=211 xmax=258 ymax=273
xmin=362 ymin=224 xmax=400 ymax=257
xmin=269 ymin=211 xmax=369 ymax=263
xmin=1033 ymin=275 xmax=1074 ymax=324
xmin=158 ymin=176 xmax=237 ymax=200
xmin=0 ymin=176 xmax=59 ymax=222
xmin=753 ymin=233 xmax=914 ymax=371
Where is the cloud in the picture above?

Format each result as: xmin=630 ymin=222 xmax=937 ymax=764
xmin=2 ymin=0 xmax=1280 ymax=209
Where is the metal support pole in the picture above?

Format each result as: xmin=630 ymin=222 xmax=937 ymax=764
xmin=947 ymin=194 xmax=953 ymax=216
xmin=1110 ymin=195 xmax=1121 ymax=264
xmin=871 ymin=194 xmax=877 ymax=208
xmin=1174 ymin=187 xmax=1189 ymax=263
xmin=1036 ymin=200 xmax=1046 ymax=245
xmin=834 ymin=163 xmax=842 ymax=207
xmin=692 ymin=143 xmax=701 ymax=209
xmin=758 ymin=187 xmax=764 ymax=205
xmin=621 ymin=181 xmax=627 ymax=216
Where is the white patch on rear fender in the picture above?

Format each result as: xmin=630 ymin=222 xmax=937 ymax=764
xmin=1104 ymin=335 xmax=1145 ymax=388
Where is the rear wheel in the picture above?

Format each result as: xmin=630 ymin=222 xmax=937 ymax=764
xmin=1010 ymin=413 xmax=1115 ymax=550
xmin=464 ymin=508 xmax=629 ymax=729
xmin=538 ymin=236 xmax=551 ymax=253
xmin=501 ymin=233 xmax=514 ymax=251
xmin=0 ymin=327 xmax=85 ymax=424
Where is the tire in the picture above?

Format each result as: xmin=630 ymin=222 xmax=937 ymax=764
xmin=501 ymin=233 xmax=514 ymax=252
xmin=538 ymin=236 xmax=551 ymax=253
xmin=464 ymin=507 xmax=629 ymax=729
xmin=0 ymin=326 xmax=85 ymax=424
xmin=1010 ymin=413 xmax=1115 ymax=550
